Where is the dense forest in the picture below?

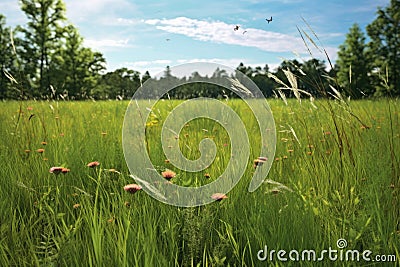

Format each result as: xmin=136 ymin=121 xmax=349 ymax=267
xmin=0 ymin=0 xmax=399 ymax=100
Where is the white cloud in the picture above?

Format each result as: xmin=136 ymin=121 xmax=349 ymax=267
xmin=176 ymin=58 xmax=245 ymax=66
xmin=119 ymin=60 xmax=173 ymax=76
xmin=0 ymin=0 xmax=26 ymax=25
xmin=144 ymin=16 xmax=332 ymax=55
xmin=130 ymin=59 xmax=173 ymax=67
xmin=118 ymin=58 xmax=282 ymax=77
xmin=0 ymin=0 xmax=20 ymax=14
xmin=65 ymin=0 xmax=136 ymax=22
xmin=174 ymin=58 xmax=279 ymax=71
xmin=84 ymin=38 xmax=131 ymax=50
xmin=111 ymin=17 xmax=141 ymax=26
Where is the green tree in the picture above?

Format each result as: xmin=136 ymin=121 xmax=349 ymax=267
xmin=301 ymin=58 xmax=329 ymax=97
xmin=236 ymin=62 xmax=254 ymax=77
xmin=76 ymin=49 xmax=106 ymax=99
xmin=159 ymin=65 xmax=180 ymax=99
xmin=96 ymin=68 xmax=141 ymax=100
xmin=251 ymin=64 xmax=275 ymax=98
xmin=0 ymin=14 xmax=16 ymax=99
xmin=235 ymin=63 xmax=276 ymax=98
xmin=336 ymin=23 xmax=372 ymax=98
xmin=18 ymin=0 xmax=66 ymax=97
xmin=366 ymin=0 xmax=400 ymax=96
xmin=142 ymin=71 xmax=151 ymax=85
xmin=49 ymin=25 xmax=106 ymax=99
xmin=273 ymin=59 xmax=303 ymax=98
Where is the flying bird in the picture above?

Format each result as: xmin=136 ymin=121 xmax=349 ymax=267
xmin=266 ymin=16 xmax=272 ymax=23
xmin=233 ymin=25 xmax=240 ymax=31
xmin=166 ymin=38 xmax=170 ymax=41
xmin=242 ymin=30 xmax=247 ymax=34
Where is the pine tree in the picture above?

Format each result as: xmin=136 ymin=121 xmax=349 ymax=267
xmin=142 ymin=71 xmax=151 ymax=84
xmin=366 ymin=0 xmax=400 ymax=96
xmin=336 ymin=23 xmax=372 ymax=98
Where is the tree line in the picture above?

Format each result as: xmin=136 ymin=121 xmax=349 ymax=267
xmin=0 ymin=0 xmax=399 ymax=100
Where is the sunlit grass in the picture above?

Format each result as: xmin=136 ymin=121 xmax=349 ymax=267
xmin=0 ymin=98 xmax=399 ymax=266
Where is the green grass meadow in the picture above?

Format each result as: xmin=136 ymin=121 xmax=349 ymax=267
xmin=0 ymin=98 xmax=399 ymax=266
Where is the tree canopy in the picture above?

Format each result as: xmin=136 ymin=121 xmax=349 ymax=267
xmin=336 ymin=23 xmax=372 ymax=98
xmin=366 ymin=0 xmax=400 ymax=96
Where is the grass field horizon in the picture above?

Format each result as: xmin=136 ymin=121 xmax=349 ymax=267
xmin=0 ymin=97 xmax=399 ymax=266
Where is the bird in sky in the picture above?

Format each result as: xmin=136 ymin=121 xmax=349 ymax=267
xmin=234 ymin=25 xmax=240 ymax=31
xmin=242 ymin=30 xmax=247 ymax=34
xmin=266 ymin=16 xmax=272 ymax=23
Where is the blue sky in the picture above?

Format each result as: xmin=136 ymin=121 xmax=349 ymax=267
xmin=0 ymin=0 xmax=390 ymax=76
